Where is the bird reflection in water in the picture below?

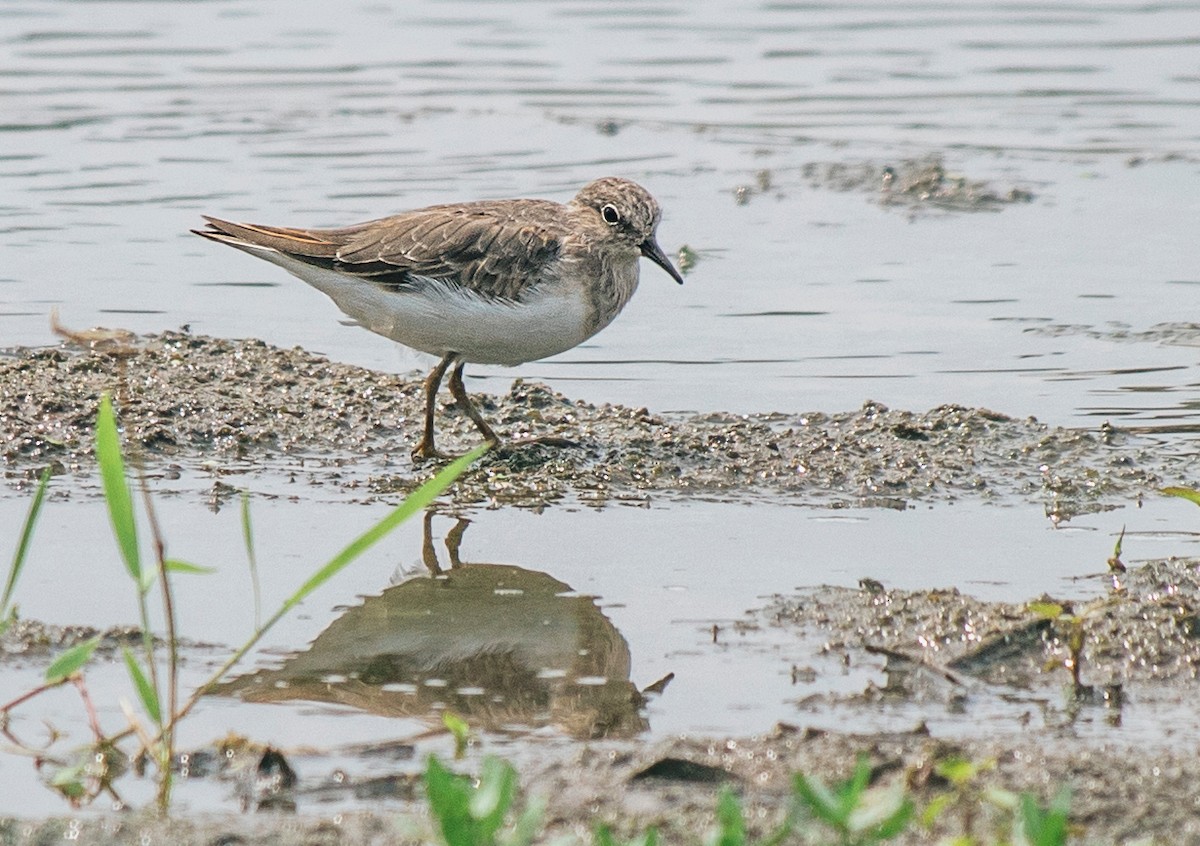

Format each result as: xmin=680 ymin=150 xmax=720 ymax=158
xmin=214 ymin=513 xmax=648 ymax=739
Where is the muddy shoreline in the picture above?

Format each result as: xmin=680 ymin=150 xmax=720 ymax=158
xmin=3 ymin=334 xmax=1200 ymax=843
xmin=1 ymin=332 xmax=1186 ymax=516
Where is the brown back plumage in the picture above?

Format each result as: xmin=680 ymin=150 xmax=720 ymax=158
xmin=193 ymin=199 xmax=572 ymax=302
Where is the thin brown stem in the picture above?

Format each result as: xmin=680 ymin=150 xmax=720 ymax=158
xmin=72 ymin=676 xmax=105 ymax=742
xmin=0 ymin=677 xmax=68 ymax=713
xmin=136 ymin=466 xmax=177 ymax=810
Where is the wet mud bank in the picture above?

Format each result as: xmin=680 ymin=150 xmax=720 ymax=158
xmin=0 ymin=332 xmax=1184 ymax=513
xmin=4 ymin=693 xmax=1200 ymax=844
xmin=7 ymin=559 xmax=1200 ymax=842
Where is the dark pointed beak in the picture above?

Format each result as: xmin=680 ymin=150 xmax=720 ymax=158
xmin=640 ymin=237 xmax=685 ymax=285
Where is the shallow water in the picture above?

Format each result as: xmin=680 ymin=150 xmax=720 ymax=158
xmin=4 ymin=482 xmax=1197 ymax=814
xmin=3 ymin=0 xmax=1200 ymax=814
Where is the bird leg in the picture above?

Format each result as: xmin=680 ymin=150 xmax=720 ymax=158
xmin=447 ymin=361 xmax=501 ymax=447
xmin=450 ymin=363 xmax=581 ymax=453
xmin=412 ymin=353 xmax=457 ymax=460
xmin=414 ymin=355 xmax=578 ymax=461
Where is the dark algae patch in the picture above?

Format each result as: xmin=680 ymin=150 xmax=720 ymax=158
xmin=0 ymin=332 xmax=1175 ymax=513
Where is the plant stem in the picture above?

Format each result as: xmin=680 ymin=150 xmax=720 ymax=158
xmin=72 ymin=676 xmax=105 ymax=741
xmin=137 ymin=466 xmax=177 ymax=811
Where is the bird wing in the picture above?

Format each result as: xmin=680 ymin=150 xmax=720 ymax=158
xmin=195 ymin=199 xmax=569 ymax=302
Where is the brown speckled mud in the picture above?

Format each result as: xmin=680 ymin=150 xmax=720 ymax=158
xmin=0 ymin=332 xmax=1182 ymax=515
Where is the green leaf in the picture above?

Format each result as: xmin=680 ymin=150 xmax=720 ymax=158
xmin=163 ymin=558 xmax=216 ymax=575
xmin=1111 ymin=525 xmax=1125 ymax=560
xmin=95 ymin=394 xmax=141 ymax=586
xmin=279 ymin=444 xmax=487 ymax=615
xmin=920 ymin=793 xmax=952 ymax=827
xmin=934 ymin=755 xmax=991 ymax=788
xmin=425 ymin=755 xmax=475 ymax=846
xmin=873 ymin=796 xmax=915 ymax=840
xmin=470 ymin=757 xmax=517 ymax=840
xmin=1027 ymin=601 xmax=1064 ymax=620
xmin=4 ymin=466 xmax=50 ymax=615
xmin=509 ymin=794 xmax=545 ymax=846
xmin=1163 ymin=486 xmax=1200 ymax=506
xmin=711 ymin=787 xmax=746 ymax=846
xmin=1019 ymin=789 xmax=1070 ymax=846
xmin=794 ymin=771 xmax=846 ymax=828
xmin=847 ymin=782 xmax=911 ymax=837
xmin=983 ymin=785 xmax=1019 ymax=811
xmin=0 ymin=606 xmax=16 ymax=639
xmin=840 ymin=754 xmax=872 ymax=816
xmin=49 ymin=764 xmax=87 ymax=800
xmin=45 ymin=635 xmax=102 ymax=684
xmin=443 ymin=711 xmax=470 ymax=759
xmin=122 ymin=646 xmax=162 ymax=725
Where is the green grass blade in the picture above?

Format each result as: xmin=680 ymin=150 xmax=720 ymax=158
xmin=45 ymin=635 xmax=102 ymax=684
xmin=4 ymin=467 xmax=50 ymax=615
xmin=163 ymin=558 xmax=217 ymax=575
xmin=443 ymin=711 xmax=470 ymax=759
xmin=840 ymin=754 xmax=872 ymax=815
xmin=240 ymin=490 xmax=262 ymax=630
xmin=712 ymin=787 xmax=747 ymax=846
xmin=122 ymin=646 xmax=162 ymax=724
xmin=1163 ymin=486 xmax=1200 ymax=506
xmin=95 ymin=394 xmax=141 ymax=585
xmin=278 ymin=445 xmax=486 ymax=615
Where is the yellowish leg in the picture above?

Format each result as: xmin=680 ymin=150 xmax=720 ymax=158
xmin=411 ymin=353 xmax=456 ymax=460
xmin=447 ymin=361 xmax=501 ymax=447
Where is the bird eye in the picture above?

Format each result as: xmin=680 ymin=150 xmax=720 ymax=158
xmin=601 ymin=204 xmax=621 ymax=225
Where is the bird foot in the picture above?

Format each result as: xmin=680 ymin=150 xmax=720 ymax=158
xmin=411 ymin=437 xmax=504 ymax=463
xmin=410 ymin=441 xmax=455 ymax=462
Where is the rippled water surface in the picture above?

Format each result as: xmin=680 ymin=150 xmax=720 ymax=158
xmin=5 ymin=0 xmax=1200 ymax=423
xmin=3 ymin=0 xmax=1200 ymax=812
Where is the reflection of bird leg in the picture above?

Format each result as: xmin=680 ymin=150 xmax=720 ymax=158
xmin=445 ymin=518 xmax=472 ymax=569
xmin=421 ymin=511 xmax=445 ymax=575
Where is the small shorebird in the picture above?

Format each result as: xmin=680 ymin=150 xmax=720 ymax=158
xmin=194 ymin=177 xmax=683 ymax=459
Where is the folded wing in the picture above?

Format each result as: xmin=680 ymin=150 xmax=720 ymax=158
xmin=193 ymin=200 xmax=568 ymax=302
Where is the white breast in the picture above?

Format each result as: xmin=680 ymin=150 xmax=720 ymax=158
xmin=266 ymin=252 xmax=593 ymax=366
